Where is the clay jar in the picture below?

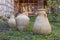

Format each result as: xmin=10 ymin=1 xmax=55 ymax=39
xmin=8 ymin=14 xmax=16 ymax=27
xmin=16 ymin=13 xmax=30 ymax=31
xmin=33 ymin=9 xmax=51 ymax=35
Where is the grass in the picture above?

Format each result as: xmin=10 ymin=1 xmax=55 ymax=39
xmin=0 ymin=14 xmax=60 ymax=40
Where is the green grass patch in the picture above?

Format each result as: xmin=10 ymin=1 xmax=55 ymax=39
xmin=0 ymin=14 xmax=60 ymax=40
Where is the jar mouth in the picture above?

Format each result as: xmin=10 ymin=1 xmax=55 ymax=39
xmin=37 ymin=9 xmax=46 ymax=11
xmin=37 ymin=9 xmax=46 ymax=15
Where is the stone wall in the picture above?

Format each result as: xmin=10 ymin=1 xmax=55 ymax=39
xmin=0 ymin=0 xmax=14 ymax=16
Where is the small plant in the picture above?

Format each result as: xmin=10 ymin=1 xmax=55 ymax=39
xmin=0 ymin=19 xmax=10 ymax=32
xmin=47 ymin=0 xmax=60 ymax=22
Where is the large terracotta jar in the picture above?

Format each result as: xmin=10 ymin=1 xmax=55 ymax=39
xmin=16 ymin=13 xmax=30 ymax=31
xmin=33 ymin=9 xmax=51 ymax=35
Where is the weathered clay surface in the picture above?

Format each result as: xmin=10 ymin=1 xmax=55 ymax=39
xmin=16 ymin=14 xmax=30 ymax=31
xmin=8 ymin=14 xmax=16 ymax=27
xmin=33 ymin=9 xmax=51 ymax=35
